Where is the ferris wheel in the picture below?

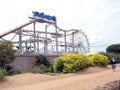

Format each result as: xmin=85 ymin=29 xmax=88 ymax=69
xmin=68 ymin=29 xmax=90 ymax=53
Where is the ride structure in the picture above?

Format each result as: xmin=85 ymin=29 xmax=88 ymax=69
xmin=0 ymin=11 xmax=90 ymax=56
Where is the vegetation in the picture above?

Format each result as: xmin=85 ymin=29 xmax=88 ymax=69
xmin=53 ymin=53 xmax=109 ymax=73
xmin=0 ymin=69 xmax=7 ymax=79
xmin=87 ymin=53 xmax=109 ymax=67
xmin=106 ymin=44 xmax=120 ymax=54
xmin=2 ymin=41 xmax=120 ymax=78
xmin=105 ymin=44 xmax=120 ymax=63
xmin=35 ymin=54 xmax=51 ymax=66
xmin=106 ymin=53 xmax=120 ymax=63
xmin=32 ymin=54 xmax=53 ymax=73
xmin=0 ymin=40 xmax=17 ymax=79
xmin=0 ymin=40 xmax=16 ymax=68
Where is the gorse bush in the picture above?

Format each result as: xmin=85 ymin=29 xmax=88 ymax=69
xmin=53 ymin=53 xmax=109 ymax=73
xmin=87 ymin=53 xmax=109 ymax=67
xmin=54 ymin=53 xmax=89 ymax=73
xmin=53 ymin=56 xmax=64 ymax=73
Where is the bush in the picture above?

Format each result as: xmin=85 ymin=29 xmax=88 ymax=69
xmin=35 ymin=54 xmax=51 ymax=67
xmin=98 ymin=51 xmax=108 ymax=57
xmin=54 ymin=53 xmax=89 ymax=73
xmin=39 ymin=64 xmax=51 ymax=73
xmin=87 ymin=55 xmax=95 ymax=67
xmin=88 ymin=53 xmax=109 ymax=67
xmin=53 ymin=56 xmax=64 ymax=73
xmin=0 ymin=69 xmax=7 ymax=79
xmin=31 ymin=67 xmax=44 ymax=74
xmin=54 ymin=53 xmax=109 ymax=73
xmin=0 ymin=40 xmax=16 ymax=68
xmin=12 ymin=70 xmax=22 ymax=75
xmin=31 ymin=64 xmax=53 ymax=74
xmin=33 ymin=54 xmax=53 ymax=74
xmin=107 ymin=53 xmax=120 ymax=63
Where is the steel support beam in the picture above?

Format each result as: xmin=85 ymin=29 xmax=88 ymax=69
xmin=72 ymin=32 xmax=75 ymax=52
xmin=44 ymin=24 xmax=48 ymax=55
xmin=55 ymin=22 xmax=58 ymax=54
xmin=33 ymin=21 xmax=36 ymax=51
xmin=64 ymin=31 xmax=67 ymax=52
xmin=18 ymin=30 xmax=22 ymax=55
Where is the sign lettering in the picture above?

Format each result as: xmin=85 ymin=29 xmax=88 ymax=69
xmin=32 ymin=11 xmax=56 ymax=22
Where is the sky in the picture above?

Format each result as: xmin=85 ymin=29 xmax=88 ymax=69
xmin=0 ymin=0 xmax=120 ymax=52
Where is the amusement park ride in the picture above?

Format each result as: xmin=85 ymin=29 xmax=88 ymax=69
xmin=0 ymin=11 xmax=90 ymax=56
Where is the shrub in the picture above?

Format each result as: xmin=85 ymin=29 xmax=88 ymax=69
xmin=98 ymin=51 xmax=108 ymax=57
xmin=0 ymin=69 xmax=7 ymax=79
xmin=107 ymin=53 xmax=120 ymax=63
xmin=87 ymin=55 xmax=95 ymax=67
xmin=31 ymin=64 xmax=53 ymax=74
xmin=88 ymin=53 xmax=109 ymax=67
xmin=12 ymin=70 xmax=22 ymax=75
xmin=35 ymin=54 xmax=51 ymax=66
xmin=53 ymin=56 xmax=64 ymax=73
xmin=33 ymin=54 xmax=53 ymax=74
xmin=0 ymin=40 xmax=16 ymax=68
xmin=31 ymin=67 xmax=44 ymax=74
xmin=54 ymin=53 xmax=110 ymax=73
xmin=54 ymin=53 xmax=89 ymax=73
xmin=39 ymin=64 xmax=51 ymax=73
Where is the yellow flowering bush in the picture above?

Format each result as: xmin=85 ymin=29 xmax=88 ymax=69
xmin=87 ymin=53 xmax=109 ymax=67
xmin=54 ymin=53 xmax=88 ymax=73
xmin=53 ymin=53 xmax=109 ymax=73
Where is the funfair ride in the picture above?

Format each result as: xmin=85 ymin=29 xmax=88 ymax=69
xmin=0 ymin=11 xmax=90 ymax=56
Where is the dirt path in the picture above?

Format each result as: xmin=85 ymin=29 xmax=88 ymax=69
xmin=0 ymin=64 xmax=120 ymax=90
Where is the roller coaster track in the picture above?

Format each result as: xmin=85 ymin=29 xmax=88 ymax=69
xmin=0 ymin=19 xmax=37 ymax=38
xmin=0 ymin=18 xmax=90 ymax=53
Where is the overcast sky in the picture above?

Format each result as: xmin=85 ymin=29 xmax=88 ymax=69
xmin=0 ymin=0 xmax=120 ymax=52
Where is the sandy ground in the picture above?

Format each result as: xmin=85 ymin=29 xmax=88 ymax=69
xmin=0 ymin=64 xmax=120 ymax=90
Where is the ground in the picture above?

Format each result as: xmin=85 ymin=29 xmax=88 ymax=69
xmin=0 ymin=64 xmax=120 ymax=90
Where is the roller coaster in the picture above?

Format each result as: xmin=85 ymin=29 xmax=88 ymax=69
xmin=0 ymin=12 xmax=90 ymax=56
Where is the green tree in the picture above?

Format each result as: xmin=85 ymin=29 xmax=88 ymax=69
xmin=106 ymin=44 xmax=120 ymax=54
xmin=0 ymin=40 xmax=16 ymax=68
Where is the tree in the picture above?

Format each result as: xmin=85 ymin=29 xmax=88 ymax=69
xmin=0 ymin=40 xmax=16 ymax=68
xmin=106 ymin=44 xmax=120 ymax=54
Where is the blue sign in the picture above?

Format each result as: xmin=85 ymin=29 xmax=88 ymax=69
xmin=32 ymin=11 xmax=56 ymax=22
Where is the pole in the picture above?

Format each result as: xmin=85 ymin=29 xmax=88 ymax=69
xmin=64 ymin=31 xmax=67 ymax=52
xmin=18 ymin=30 xmax=22 ymax=55
xmin=55 ymin=21 xmax=58 ymax=55
xmin=30 ymin=37 xmax=32 ymax=52
xmin=33 ymin=22 xmax=36 ymax=52
xmin=44 ymin=24 xmax=48 ymax=55
xmin=72 ymin=32 xmax=75 ymax=52
xmin=37 ymin=33 xmax=39 ymax=53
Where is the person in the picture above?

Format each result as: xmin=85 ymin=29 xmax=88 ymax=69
xmin=110 ymin=57 xmax=116 ymax=71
